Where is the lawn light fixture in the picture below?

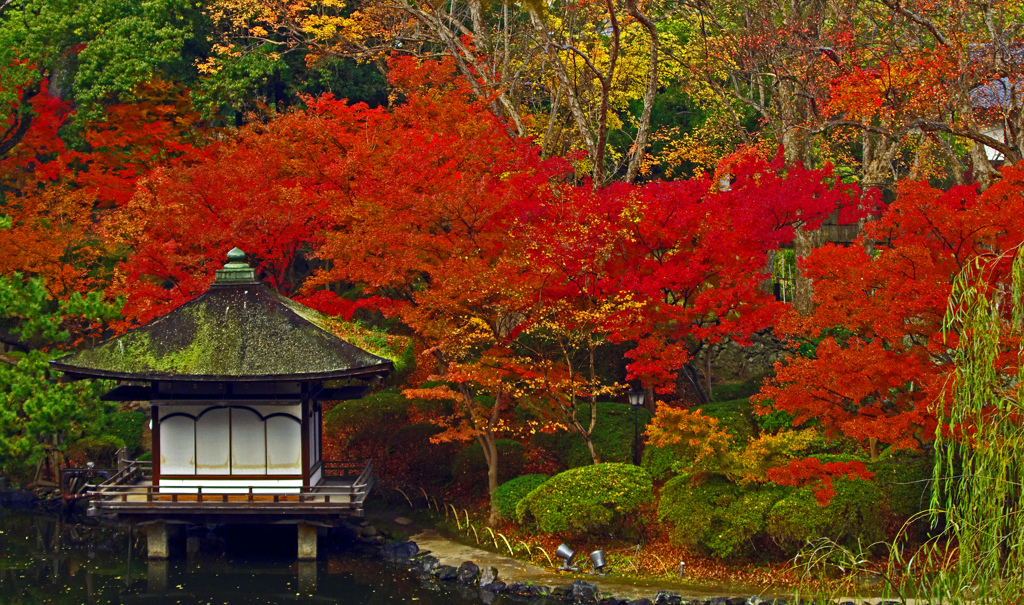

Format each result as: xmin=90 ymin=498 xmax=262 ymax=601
xmin=589 ymin=550 xmax=608 ymax=576
xmin=628 ymin=387 xmax=645 ymax=465
xmin=679 ymin=561 xmax=686 ymax=578
xmin=556 ymin=543 xmax=579 ymax=571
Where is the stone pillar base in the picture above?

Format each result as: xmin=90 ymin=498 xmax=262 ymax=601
xmin=147 ymin=523 xmax=169 ymax=560
xmin=297 ymin=524 xmax=318 ymax=560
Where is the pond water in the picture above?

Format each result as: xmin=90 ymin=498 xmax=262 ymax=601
xmin=0 ymin=508 xmax=497 ymax=605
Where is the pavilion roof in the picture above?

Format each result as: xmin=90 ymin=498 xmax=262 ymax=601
xmin=50 ymin=249 xmax=393 ymax=382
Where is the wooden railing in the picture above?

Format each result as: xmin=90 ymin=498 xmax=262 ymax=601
xmin=60 ymin=466 xmax=115 ymax=502
xmin=87 ymin=460 xmax=373 ymax=515
xmin=323 ymin=459 xmax=372 ymax=481
xmin=88 ymin=484 xmax=362 ymax=505
xmin=96 ymin=458 xmax=152 ymax=488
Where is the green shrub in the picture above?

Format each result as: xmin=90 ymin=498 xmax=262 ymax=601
xmin=516 ymin=463 xmax=653 ymax=535
xmin=641 ymin=443 xmax=678 ymax=481
xmin=756 ymin=409 xmax=797 ymax=433
xmin=66 ymin=435 xmax=125 ymax=467
xmin=696 ymin=398 xmax=756 ymax=442
xmin=658 ymin=474 xmax=787 ymax=559
xmin=868 ymin=456 xmax=932 ymax=537
xmin=384 ymin=422 xmax=458 ymax=486
xmin=711 ymin=374 xmax=768 ymax=402
xmin=539 ymin=401 xmax=653 ymax=469
xmin=493 ymin=474 xmax=549 ymax=521
xmin=766 ymin=477 xmax=885 ymax=554
xmin=325 ymin=390 xmax=411 ymax=459
xmin=452 ymin=439 xmax=525 ymax=490
xmin=105 ymin=411 xmax=146 ymax=454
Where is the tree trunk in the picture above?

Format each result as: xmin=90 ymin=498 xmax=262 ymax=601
xmin=778 ymin=79 xmax=811 ymax=168
xmin=703 ymin=343 xmax=714 ymax=402
xmin=968 ymin=140 xmax=1000 ymax=190
xmin=682 ymin=363 xmax=711 ymax=407
xmin=585 ymin=335 xmax=601 ymax=464
xmin=478 ymin=431 xmax=501 ymax=525
xmin=624 ymin=0 xmax=659 ymax=184
xmin=793 ymin=226 xmax=823 ymax=316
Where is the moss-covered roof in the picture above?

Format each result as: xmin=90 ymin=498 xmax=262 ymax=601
xmin=51 ymin=280 xmax=394 ymax=382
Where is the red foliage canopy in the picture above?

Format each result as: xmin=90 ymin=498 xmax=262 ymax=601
xmin=759 ymin=164 xmax=1024 ymax=453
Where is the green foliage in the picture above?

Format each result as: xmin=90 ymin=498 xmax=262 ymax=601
xmin=640 ymin=443 xmax=678 ymax=481
xmin=0 ymin=352 xmax=116 ymax=481
xmin=0 ymin=0 xmax=195 ymax=123
xmin=0 ymin=274 xmax=120 ymax=345
xmin=104 ymin=411 xmax=146 ymax=454
xmin=493 ymin=474 xmax=549 ymax=521
xmin=766 ymin=478 xmax=885 ymax=554
xmin=695 ymin=397 xmax=756 ymax=442
xmin=384 ymin=422 xmax=458 ymax=487
xmin=516 ymin=463 xmax=653 ymax=535
xmin=711 ymin=375 xmax=768 ymax=402
xmin=658 ymin=474 xmax=787 ymax=559
xmin=452 ymin=439 xmax=525 ymax=490
xmin=541 ymin=401 xmax=652 ymax=468
xmin=65 ymin=434 xmax=124 ymax=467
xmin=325 ymin=389 xmax=410 ymax=459
xmin=867 ymin=456 xmax=932 ymax=522
xmin=756 ymin=408 xmax=797 ymax=433
xmin=0 ymin=276 xmax=121 ymax=482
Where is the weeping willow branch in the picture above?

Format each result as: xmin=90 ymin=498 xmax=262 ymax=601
xmin=934 ymin=246 xmax=1024 ymax=602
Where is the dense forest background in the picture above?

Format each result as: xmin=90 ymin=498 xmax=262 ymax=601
xmin=1 ymin=0 xmax=1023 ymax=593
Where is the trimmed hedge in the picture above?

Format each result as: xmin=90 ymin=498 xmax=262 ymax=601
xmin=658 ymin=474 xmax=787 ymax=559
xmin=452 ymin=439 xmax=525 ymax=491
xmin=696 ymin=398 xmax=756 ymax=442
xmin=516 ymin=463 xmax=653 ymax=535
xmin=765 ymin=478 xmax=885 ymax=554
xmin=868 ymin=456 xmax=932 ymax=520
xmin=494 ymin=474 xmax=549 ymax=521
xmin=641 ymin=443 xmax=681 ymax=481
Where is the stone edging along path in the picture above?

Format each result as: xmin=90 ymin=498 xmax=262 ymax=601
xmin=377 ymin=532 xmax=794 ymax=605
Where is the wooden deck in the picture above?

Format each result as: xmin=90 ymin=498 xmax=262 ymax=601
xmin=86 ymin=460 xmax=374 ymax=524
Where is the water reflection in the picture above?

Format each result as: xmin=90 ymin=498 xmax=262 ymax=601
xmin=0 ymin=509 xmax=489 ymax=605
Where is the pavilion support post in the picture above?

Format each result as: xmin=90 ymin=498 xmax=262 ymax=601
xmin=297 ymin=524 xmax=318 ymax=560
xmin=147 ymin=523 xmax=169 ymax=559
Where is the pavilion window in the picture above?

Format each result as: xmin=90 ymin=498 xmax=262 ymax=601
xmin=158 ymin=406 xmax=302 ymax=477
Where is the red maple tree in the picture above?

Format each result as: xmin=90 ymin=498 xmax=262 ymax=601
xmin=758 ymin=164 xmax=1024 ymax=459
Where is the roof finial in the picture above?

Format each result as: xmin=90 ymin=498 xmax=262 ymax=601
xmin=215 ymin=246 xmax=258 ymax=284
xmin=226 ymin=247 xmax=246 ymax=264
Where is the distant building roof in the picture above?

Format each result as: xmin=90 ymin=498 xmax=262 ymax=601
xmin=969 ymin=44 xmax=1023 ymax=110
xmin=971 ymin=76 xmax=1022 ymax=109
xmin=50 ymin=248 xmax=393 ymax=382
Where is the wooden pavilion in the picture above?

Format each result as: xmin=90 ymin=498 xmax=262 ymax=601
xmin=50 ymin=248 xmax=393 ymax=559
